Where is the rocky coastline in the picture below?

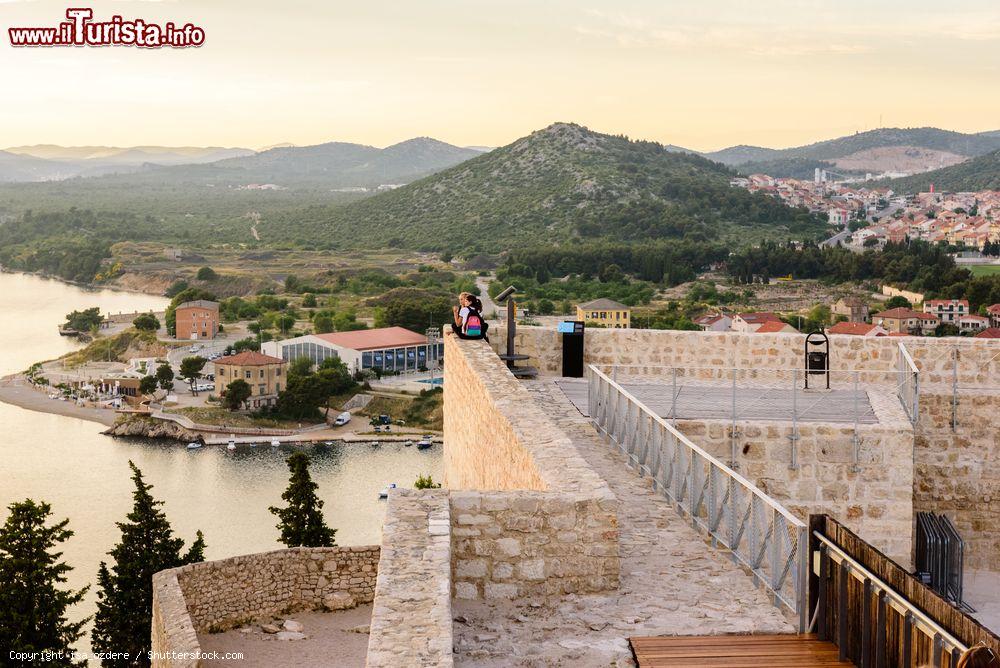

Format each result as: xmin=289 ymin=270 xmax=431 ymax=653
xmin=102 ymin=416 xmax=203 ymax=443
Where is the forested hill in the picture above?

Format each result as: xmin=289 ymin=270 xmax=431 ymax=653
xmin=277 ymin=122 xmax=824 ymax=253
xmin=888 ymin=149 xmax=1000 ymax=193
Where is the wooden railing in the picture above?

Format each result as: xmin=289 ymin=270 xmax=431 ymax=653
xmin=809 ymin=515 xmax=999 ymax=667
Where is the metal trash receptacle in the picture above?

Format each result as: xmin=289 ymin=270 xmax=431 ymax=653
xmin=560 ymin=321 xmax=585 ymax=378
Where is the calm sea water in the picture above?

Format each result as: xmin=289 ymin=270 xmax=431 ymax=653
xmin=0 ymin=271 xmax=440 ymax=649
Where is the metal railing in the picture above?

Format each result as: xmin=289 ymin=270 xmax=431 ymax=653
xmin=593 ymin=360 xmax=920 ymax=471
xmin=898 ymin=342 xmax=920 ymax=425
xmin=588 ymin=365 xmax=808 ymax=630
xmin=814 ymin=530 xmax=968 ymax=666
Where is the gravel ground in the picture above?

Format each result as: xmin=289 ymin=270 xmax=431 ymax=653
xmin=198 ymin=604 xmax=373 ymax=667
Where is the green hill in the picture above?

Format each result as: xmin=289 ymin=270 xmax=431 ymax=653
xmin=708 ymin=127 xmax=1000 ymax=178
xmin=888 ymin=149 xmax=1000 ymax=193
xmin=276 ymin=122 xmax=824 ymax=252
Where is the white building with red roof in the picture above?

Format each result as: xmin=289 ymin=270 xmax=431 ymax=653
xmin=923 ymin=299 xmax=969 ymax=324
xmin=731 ymin=312 xmax=784 ymax=333
xmin=694 ymin=313 xmax=732 ymax=332
xmin=263 ymin=326 xmax=442 ymax=375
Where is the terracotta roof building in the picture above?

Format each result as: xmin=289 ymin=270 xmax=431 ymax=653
xmin=214 ymin=351 xmax=286 ymax=409
xmin=731 ymin=312 xmax=783 ymax=333
xmin=872 ymin=307 xmax=938 ymax=335
xmin=175 ymin=300 xmax=219 ymax=341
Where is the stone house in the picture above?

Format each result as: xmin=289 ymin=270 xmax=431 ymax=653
xmin=832 ymin=297 xmax=869 ymax=323
xmin=214 ymin=351 xmax=286 ymax=409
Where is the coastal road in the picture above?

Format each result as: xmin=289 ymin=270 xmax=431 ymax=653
xmin=476 ymin=275 xmax=498 ymax=318
xmin=821 ymin=227 xmax=850 ymax=248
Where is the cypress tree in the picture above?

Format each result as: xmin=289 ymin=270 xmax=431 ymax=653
xmin=269 ymin=452 xmax=336 ymax=547
xmin=0 ymin=500 xmax=88 ymax=668
xmin=91 ymin=462 xmax=205 ymax=667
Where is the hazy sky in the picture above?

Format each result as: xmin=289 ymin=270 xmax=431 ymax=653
xmin=2 ymin=0 xmax=999 ymax=151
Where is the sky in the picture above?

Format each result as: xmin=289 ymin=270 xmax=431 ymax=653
xmin=1 ymin=0 xmax=999 ymax=151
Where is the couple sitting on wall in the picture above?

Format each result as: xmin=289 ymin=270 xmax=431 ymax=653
xmin=451 ymin=291 xmax=489 ymax=341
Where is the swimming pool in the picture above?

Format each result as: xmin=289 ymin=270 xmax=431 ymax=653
xmin=417 ymin=377 xmax=443 ymax=386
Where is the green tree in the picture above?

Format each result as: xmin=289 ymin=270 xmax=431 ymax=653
xmin=64 ymin=307 xmax=103 ymax=332
xmin=222 ymin=379 xmax=252 ymax=411
xmin=884 ymin=296 xmax=912 ymax=310
xmin=195 ymin=266 xmax=217 ymax=281
xmin=138 ymin=376 xmax=158 ymax=396
xmin=537 ymin=299 xmax=555 ymax=315
xmin=131 ymin=313 xmax=160 ymax=332
xmin=0 ymin=500 xmax=88 ymax=667
xmin=155 ymin=363 xmax=174 ymax=392
xmin=413 ymin=474 xmax=441 ymax=489
xmin=91 ymin=463 xmax=204 ymax=668
xmin=313 ymin=313 xmax=334 ymax=334
xmin=179 ymin=357 xmax=207 ymax=394
xmin=301 ymin=294 xmax=317 ymax=308
xmin=333 ymin=310 xmax=367 ymax=332
xmin=269 ymin=452 xmax=336 ymax=548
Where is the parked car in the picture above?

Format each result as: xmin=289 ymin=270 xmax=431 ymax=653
xmin=193 ymin=383 xmax=215 ymax=392
xmin=333 ymin=412 xmax=351 ymax=426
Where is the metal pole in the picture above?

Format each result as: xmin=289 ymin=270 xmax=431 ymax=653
xmin=731 ymin=369 xmax=739 ymax=470
xmin=790 ymin=368 xmax=799 ymax=470
xmin=852 ymin=371 xmax=861 ymax=472
xmin=951 ymin=347 xmax=958 ymax=432
xmin=671 ymin=367 xmax=677 ymax=425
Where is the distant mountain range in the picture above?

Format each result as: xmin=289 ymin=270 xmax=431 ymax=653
xmin=700 ymin=127 xmax=1000 ymax=179
xmin=279 ymin=122 xmax=823 ymax=252
xmin=0 ymin=138 xmax=481 ymax=186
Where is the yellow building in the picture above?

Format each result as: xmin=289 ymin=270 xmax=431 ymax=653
xmin=214 ymin=351 xmax=287 ymax=409
xmin=576 ymin=298 xmax=631 ymax=329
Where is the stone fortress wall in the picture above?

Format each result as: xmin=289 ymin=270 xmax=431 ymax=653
xmin=443 ymin=333 xmax=620 ymax=600
xmin=497 ymin=325 xmax=1000 ymax=569
xmin=151 ymin=546 xmax=380 ymax=668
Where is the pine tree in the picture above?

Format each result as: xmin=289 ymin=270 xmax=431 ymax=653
xmin=270 ymin=452 xmax=336 ymax=547
xmin=91 ymin=462 xmax=205 ymax=667
xmin=0 ymin=500 xmax=88 ymax=668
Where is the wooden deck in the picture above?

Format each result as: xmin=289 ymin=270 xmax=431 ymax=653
xmin=630 ymin=634 xmax=855 ymax=667
xmin=557 ymin=379 xmax=878 ymax=424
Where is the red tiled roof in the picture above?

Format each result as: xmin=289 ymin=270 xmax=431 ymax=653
xmin=755 ymin=321 xmax=794 ymax=333
xmin=738 ymin=312 xmax=782 ymax=324
xmin=872 ymin=307 xmax=926 ymax=320
xmin=975 ymin=328 xmax=1000 ymax=339
xmin=828 ymin=322 xmax=882 ymax=336
xmin=314 ymin=326 xmax=427 ymax=351
xmin=214 ymin=351 xmax=285 ymax=366
xmin=987 ymin=304 xmax=1000 ymax=316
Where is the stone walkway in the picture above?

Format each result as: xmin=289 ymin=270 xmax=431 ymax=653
xmin=452 ymin=380 xmax=794 ymax=667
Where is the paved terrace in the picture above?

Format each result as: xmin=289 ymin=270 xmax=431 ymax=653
xmin=452 ymin=379 xmax=793 ymax=667
xmin=557 ymin=378 xmax=879 ymax=424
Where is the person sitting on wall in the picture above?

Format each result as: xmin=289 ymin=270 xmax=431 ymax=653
xmin=451 ymin=292 xmax=489 ymax=341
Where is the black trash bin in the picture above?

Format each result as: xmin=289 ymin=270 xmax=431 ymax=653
xmin=560 ymin=321 xmax=585 ymax=378
xmin=804 ymin=330 xmax=830 ymax=389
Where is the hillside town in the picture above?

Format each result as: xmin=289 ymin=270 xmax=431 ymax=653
xmin=733 ymin=173 xmax=1000 ymax=251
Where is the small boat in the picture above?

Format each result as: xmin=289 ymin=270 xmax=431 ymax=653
xmin=370 ymin=440 xmax=380 ymax=447
xmin=404 ymin=440 xmax=413 ymax=447
xmin=186 ymin=442 xmax=203 ymax=450
xmin=378 ymin=483 xmax=397 ymax=499
xmin=417 ymin=436 xmax=433 ymax=450
xmin=270 ymin=438 xmax=281 ymax=447
xmin=324 ymin=441 xmax=335 ymax=446
xmin=227 ymin=440 xmax=236 ymax=451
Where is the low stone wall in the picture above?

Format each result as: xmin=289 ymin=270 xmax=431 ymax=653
xmin=674 ymin=390 xmax=914 ymax=564
xmin=495 ymin=325 xmax=1000 ymax=389
xmin=443 ymin=333 xmax=620 ymax=599
xmin=150 ymin=546 xmax=379 ymax=668
xmin=915 ymin=391 xmax=1000 ymax=571
xmin=367 ymin=489 xmax=453 ymax=668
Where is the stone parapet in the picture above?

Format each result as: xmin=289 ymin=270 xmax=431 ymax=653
xmin=366 ymin=489 xmax=453 ymax=668
xmin=443 ymin=334 xmax=621 ymax=600
xmin=494 ymin=325 xmax=1000 ymax=389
